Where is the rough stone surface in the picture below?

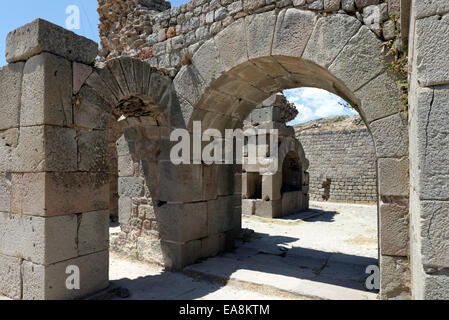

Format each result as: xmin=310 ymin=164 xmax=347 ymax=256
xmin=0 ymin=254 xmax=22 ymax=300
xmin=417 ymin=201 xmax=449 ymax=269
xmin=378 ymin=157 xmax=409 ymax=197
xmin=355 ymin=72 xmax=403 ymax=123
xmin=415 ymin=15 xmax=449 ymax=87
xmin=370 ymin=113 xmax=408 ymax=158
xmin=380 ymin=201 xmax=409 ymax=256
xmin=414 ymin=0 xmax=449 ymax=19
xmin=214 ymin=19 xmax=247 ymax=71
xmin=303 ymin=14 xmax=361 ymax=68
xmin=380 ymin=255 xmax=411 ymax=300
xmin=78 ymin=210 xmax=110 ymax=256
xmin=0 ymin=63 xmax=24 ymax=130
xmin=6 ymin=18 xmax=98 ymax=64
xmin=21 ymin=53 xmax=73 ymax=127
xmin=22 ymin=250 xmax=109 ymax=300
xmin=412 ymin=86 xmax=449 ymax=200
xmin=246 ymin=11 xmax=277 ymax=59
xmin=272 ymin=8 xmax=316 ymax=58
xmin=329 ymin=26 xmax=384 ymax=92
xmin=0 ymin=212 xmax=78 ymax=265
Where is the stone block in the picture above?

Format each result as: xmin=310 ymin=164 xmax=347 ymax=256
xmin=272 ymin=8 xmax=316 ymax=58
xmin=214 ymin=19 xmax=247 ymax=72
xmin=118 ymin=197 xmax=132 ymax=225
xmin=0 ymin=212 xmax=78 ymax=265
xmin=11 ymin=125 xmax=77 ymax=173
xmin=414 ymin=0 xmax=449 ymax=19
xmin=303 ymin=15 xmax=361 ymax=69
xmin=355 ymin=0 xmax=379 ymax=9
xmin=329 ymin=26 xmax=384 ymax=92
xmin=12 ymin=172 xmax=108 ymax=216
xmin=0 ymin=254 xmax=22 ymax=299
xmin=412 ymin=86 xmax=449 ymax=200
xmin=22 ymin=250 xmax=109 ymax=300
xmin=261 ymin=172 xmax=282 ymax=201
xmin=415 ymin=272 xmax=449 ymax=300
xmin=158 ymin=202 xmax=208 ymax=242
xmin=158 ymin=161 xmax=204 ymax=202
xmin=217 ymin=164 xmax=236 ymax=196
xmin=203 ymin=164 xmax=218 ymax=200
xmin=415 ymin=15 xmax=449 ymax=86
xmin=21 ymin=53 xmax=72 ymax=127
xmin=380 ymin=200 xmax=409 ymax=256
xmin=282 ymin=191 xmax=302 ymax=216
xmin=370 ymin=113 xmax=408 ymax=158
xmin=6 ymin=18 xmax=98 ymax=64
xmin=380 ymin=255 xmax=411 ymax=300
xmin=173 ymin=65 xmax=205 ymax=106
xmin=417 ymin=201 xmax=449 ymax=269
xmin=0 ymin=62 xmax=24 ymax=130
xmin=342 ymin=0 xmax=356 ymax=11
xmin=74 ymin=86 xmax=112 ymax=130
xmin=192 ymin=39 xmax=225 ymax=87
xmin=242 ymin=199 xmax=255 ymax=216
xmin=118 ymin=155 xmax=135 ymax=177
xmin=246 ymin=10 xmax=277 ymax=59
xmin=77 ymin=130 xmax=109 ymax=172
xmin=118 ymin=177 xmax=145 ymax=198
xmin=378 ymin=158 xmax=409 ymax=197
xmin=78 ymin=210 xmax=109 ymax=256
xmin=324 ymin=0 xmax=341 ymax=11
xmin=254 ymin=199 xmax=282 ymax=218
xmin=159 ymin=240 xmax=202 ymax=270
xmin=201 ymin=233 xmax=226 ymax=258
xmin=72 ymin=62 xmax=92 ymax=95
xmin=208 ymin=196 xmax=236 ymax=234
xmin=0 ymin=173 xmax=12 ymax=212
xmin=248 ymin=106 xmax=281 ymax=123
xmin=355 ymin=72 xmax=403 ymax=123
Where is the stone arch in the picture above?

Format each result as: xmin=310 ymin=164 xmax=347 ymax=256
xmin=78 ymin=56 xmax=173 ymax=123
xmin=173 ymin=8 xmax=409 ymax=298
xmin=75 ymin=56 xmax=196 ymax=270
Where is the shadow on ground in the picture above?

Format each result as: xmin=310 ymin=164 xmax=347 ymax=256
xmin=109 ymin=207 xmax=378 ymax=300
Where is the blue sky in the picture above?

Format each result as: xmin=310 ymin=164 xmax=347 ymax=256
xmin=0 ymin=1 xmax=355 ymax=124
xmin=285 ymin=88 xmax=357 ymax=125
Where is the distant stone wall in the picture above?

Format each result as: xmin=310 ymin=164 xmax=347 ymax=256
xmin=297 ymin=127 xmax=377 ymax=204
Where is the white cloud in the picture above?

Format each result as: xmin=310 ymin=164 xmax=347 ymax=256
xmin=284 ymin=87 xmax=357 ymax=125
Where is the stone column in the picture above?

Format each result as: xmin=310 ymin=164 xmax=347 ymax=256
xmin=408 ymin=0 xmax=449 ymax=300
xmin=0 ymin=19 xmax=108 ymax=300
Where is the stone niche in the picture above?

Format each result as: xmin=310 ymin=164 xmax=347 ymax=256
xmin=242 ymin=93 xmax=309 ymax=218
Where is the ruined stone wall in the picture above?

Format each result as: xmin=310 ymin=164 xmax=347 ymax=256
xmin=98 ymin=0 xmax=402 ymax=77
xmin=297 ymin=127 xmax=377 ymax=203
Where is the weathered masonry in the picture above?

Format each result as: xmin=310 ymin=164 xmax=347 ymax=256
xmin=0 ymin=0 xmax=448 ymax=300
xmin=242 ymin=93 xmax=310 ymax=218
xmin=296 ymin=116 xmax=377 ymax=204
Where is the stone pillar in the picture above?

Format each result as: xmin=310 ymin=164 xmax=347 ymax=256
xmin=241 ymin=93 xmax=309 ymax=218
xmin=0 ymin=19 xmax=108 ymax=299
xmin=408 ymin=0 xmax=449 ymax=300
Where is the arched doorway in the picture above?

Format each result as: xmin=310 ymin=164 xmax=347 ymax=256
xmin=173 ymin=9 xmax=409 ymax=299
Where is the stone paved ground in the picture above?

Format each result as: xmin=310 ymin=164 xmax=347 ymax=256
xmin=109 ymin=201 xmax=378 ymax=300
